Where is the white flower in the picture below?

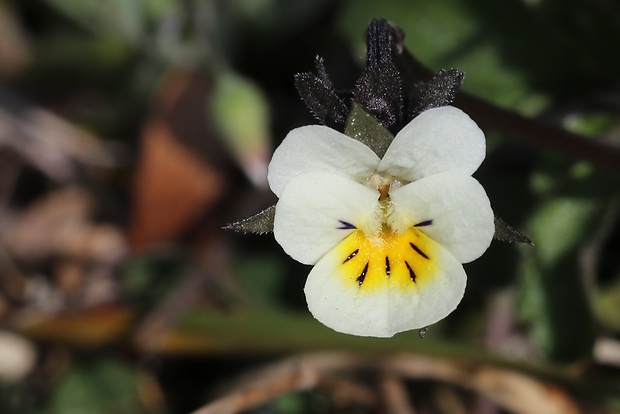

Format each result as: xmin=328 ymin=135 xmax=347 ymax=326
xmin=267 ymin=106 xmax=494 ymax=337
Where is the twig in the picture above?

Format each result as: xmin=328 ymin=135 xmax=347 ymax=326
xmin=383 ymin=354 xmax=580 ymax=414
xmin=379 ymin=372 xmax=416 ymax=414
xmin=397 ymin=46 xmax=620 ymax=172
xmin=0 ymin=86 xmax=118 ymax=183
xmin=133 ymin=265 xmax=209 ymax=353
xmin=433 ymin=385 xmax=468 ymax=414
xmin=320 ymin=377 xmax=379 ymax=409
xmin=189 ymin=358 xmax=318 ymax=414
xmin=134 ymin=240 xmax=244 ymax=353
xmin=193 ymin=352 xmax=583 ymax=414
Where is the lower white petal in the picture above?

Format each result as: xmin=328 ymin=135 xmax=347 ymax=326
xmin=304 ymin=228 xmax=466 ymax=337
xmin=390 ymin=172 xmax=494 ymax=263
xmin=274 ymin=171 xmax=380 ymax=265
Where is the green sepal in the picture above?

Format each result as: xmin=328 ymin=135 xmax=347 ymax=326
xmin=344 ymin=102 xmax=394 ymax=158
xmin=224 ymin=205 xmax=275 ymax=234
xmin=493 ymin=216 xmax=533 ymax=244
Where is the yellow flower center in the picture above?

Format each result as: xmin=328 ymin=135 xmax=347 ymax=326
xmin=333 ymin=172 xmax=438 ymax=291
xmin=334 ymin=227 xmax=438 ymax=291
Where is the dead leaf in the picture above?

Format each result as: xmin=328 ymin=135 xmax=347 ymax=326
xmin=13 ymin=304 xmax=134 ymax=347
xmin=3 ymin=187 xmax=126 ymax=264
xmin=385 ymin=354 xmax=581 ymax=414
xmin=0 ymin=4 xmax=31 ymax=78
xmin=128 ymin=71 xmax=228 ymax=251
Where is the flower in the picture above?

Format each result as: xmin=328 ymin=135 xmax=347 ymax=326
xmin=267 ymin=106 xmax=494 ymax=337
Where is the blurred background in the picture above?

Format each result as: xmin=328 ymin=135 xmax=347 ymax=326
xmin=0 ymin=0 xmax=619 ymax=413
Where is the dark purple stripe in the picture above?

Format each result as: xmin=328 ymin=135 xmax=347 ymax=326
xmin=410 ymin=242 xmax=429 ymax=259
xmin=342 ymin=249 xmax=359 ymax=264
xmin=356 ymin=262 xmax=369 ymax=286
xmin=405 ymin=261 xmax=416 ymax=283
xmin=414 ymin=219 xmax=433 ymax=227
xmin=337 ymin=220 xmax=356 ymax=230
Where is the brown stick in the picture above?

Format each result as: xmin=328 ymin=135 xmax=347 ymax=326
xmin=379 ymin=372 xmax=417 ymax=414
xmin=192 ymin=352 xmax=581 ymax=414
xmin=189 ymin=358 xmax=318 ymax=414
xmin=398 ymin=47 xmax=620 ymax=172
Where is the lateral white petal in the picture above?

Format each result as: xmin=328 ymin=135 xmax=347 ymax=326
xmin=304 ymin=230 xmax=467 ymax=337
xmin=268 ymin=125 xmax=380 ymax=197
xmin=273 ymin=171 xmax=380 ymax=265
xmin=390 ymin=172 xmax=494 ymax=263
xmin=378 ymin=106 xmax=485 ymax=181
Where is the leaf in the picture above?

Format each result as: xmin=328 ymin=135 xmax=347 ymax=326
xmin=210 ymin=71 xmax=271 ymax=188
xmin=294 ymin=58 xmax=349 ymax=131
xmin=15 ymin=305 xmax=134 ymax=346
xmin=354 ymin=63 xmax=403 ymax=134
xmin=225 ymin=205 xmax=275 ymax=234
xmin=494 ymin=216 xmax=532 ymax=244
xmin=43 ymin=357 xmax=147 ymax=414
xmin=44 ymin=0 xmax=145 ymax=44
xmin=128 ymin=71 xmax=227 ymax=251
xmin=354 ymin=19 xmax=404 ymax=134
xmin=518 ymin=197 xmax=599 ymax=361
xmin=365 ymin=18 xmax=394 ymax=68
xmin=412 ymin=69 xmax=464 ymax=116
xmin=0 ymin=4 xmax=31 ymax=77
xmin=344 ymin=103 xmax=394 ymax=158
xmin=152 ymin=308 xmax=440 ymax=355
xmin=234 ymin=253 xmax=286 ymax=308
xmin=595 ymin=278 xmax=620 ymax=333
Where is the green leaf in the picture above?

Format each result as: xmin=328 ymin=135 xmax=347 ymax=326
xmin=344 ymin=103 xmax=394 ymax=158
xmin=518 ymin=196 xmax=599 ymax=361
xmin=234 ymin=253 xmax=286 ymax=308
xmin=44 ymin=0 xmax=145 ymax=44
xmin=210 ymin=71 xmax=271 ymax=187
xmin=40 ymin=358 xmax=146 ymax=414
xmin=595 ymin=276 xmax=620 ymax=333
xmin=174 ymin=308 xmax=463 ymax=355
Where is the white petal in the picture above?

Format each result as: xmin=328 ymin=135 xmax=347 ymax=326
xmin=378 ymin=106 xmax=485 ymax=181
xmin=273 ymin=171 xmax=380 ymax=265
xmin=268 ymin=125 xmax=380 ymax=197
xmin=304 ymin=228 xmax=466 ymax=337
xmin=389 ymin=172 xmax=494 ymax=263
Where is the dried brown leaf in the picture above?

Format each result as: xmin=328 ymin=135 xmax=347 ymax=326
xmin=13 ymin=305 xmax=134 ymax=346
xmin=3 ymin=188 xmax=126 ymax=264
xmin=128 ymin=71 xmax=228 ymax=251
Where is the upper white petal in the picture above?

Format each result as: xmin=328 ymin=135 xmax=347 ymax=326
xmin=273 ymin=171 xmax=380 ymax=265
xmin=389 ymin=172 xmax=494 ymax=263
xmin=267 ymin=125 xmax=380 ymax=197
xmin=378 ymin=106 xmax=485 ymax=181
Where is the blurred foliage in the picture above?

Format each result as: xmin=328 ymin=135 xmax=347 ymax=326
xmin=33 ymin=357 xmax=149 ymax=414
xmin=339 ymin=0 xmax=620 ymax=112
xmin=0 ymin=0 xmax=620 ymax=413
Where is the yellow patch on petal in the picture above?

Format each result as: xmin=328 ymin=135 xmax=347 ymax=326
xmin=335 ymin=227 xmax=438 ymax=292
